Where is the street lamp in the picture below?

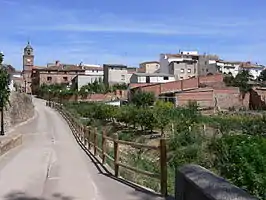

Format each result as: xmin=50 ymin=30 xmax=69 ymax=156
xmin=59 ymin=89 xmax=62 ymax=106
xmin=24 ymin=80 xmax=27 ymax=93
xmin=48 ymin=89 xmax=51 ymax=107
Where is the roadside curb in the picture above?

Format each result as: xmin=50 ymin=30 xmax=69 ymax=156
xmin=0 ymin=134 xmax=22 ymax=156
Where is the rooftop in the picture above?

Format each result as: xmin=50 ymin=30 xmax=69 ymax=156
xmin=133 ymin=72 xmax=174 ymax=77
xmin=217 ymin=60 xmax=242 ymax=64
xmin=139 ymin=61 xmax=160 ymax=65
xmin=103 ymin=64 xmax=127 ymax=68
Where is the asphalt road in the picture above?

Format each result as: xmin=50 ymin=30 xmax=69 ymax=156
xmin=0 ymin=98 xmax=163 ymax=200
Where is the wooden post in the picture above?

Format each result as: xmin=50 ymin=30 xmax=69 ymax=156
xmin=102 ymin=129 xmax=106 ymax=164
xmin=84 ymin=127 xmax=88 ymax=147
xmin=93 ymin=128 xmax=97 ymax=156
xmin=160 ymin=138 xmax=167 ymax=196
xmin=114 ymin=133 xmax=119 ymax=177
xmin=88 ymin=128 xmax=91 ymax=150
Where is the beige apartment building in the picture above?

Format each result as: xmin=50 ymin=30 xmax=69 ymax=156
xmin=103 ymin=64 xmax=128 ymax=85
xmin=160 ymin=51 xmax=219 ymax=80
xmin=138 ymin=61 xmax=160 ymax=73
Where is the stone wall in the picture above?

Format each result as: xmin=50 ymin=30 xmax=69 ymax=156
xmin=3 ymin=92 xmax=34 ymax=131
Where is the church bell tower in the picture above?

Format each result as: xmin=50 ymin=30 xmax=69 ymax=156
xmin=23 ymin=41 xmax=34 ymax=94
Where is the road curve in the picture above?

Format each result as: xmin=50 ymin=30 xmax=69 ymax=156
xmin=0 ymin=98 xmax=163 ymax=200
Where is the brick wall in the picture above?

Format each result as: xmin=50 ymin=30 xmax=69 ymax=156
xmin=175 ymin=87 xmax=249 ymax=110
xmin=141 ymin=84 xmax=161 ymax=95
xmin=199 ymin=74 xmax=223 ymax=84
xmin=176 ymin=88 xmax=214 ymax=107
xmin=214 ymin=88 xmax=249 ymax=109
xmin=131 ymin=74 xmax=224 ymax=97
xmin=161 ymin=81 xmax=182 ymax=93
xmin=182 ymin=78 xmax=199 ymax=90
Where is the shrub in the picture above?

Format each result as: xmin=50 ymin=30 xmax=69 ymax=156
xmin=210 ymin=134 xmax=266 ymax=199
xmin=131 ymin=91 xmax=155 ymax=107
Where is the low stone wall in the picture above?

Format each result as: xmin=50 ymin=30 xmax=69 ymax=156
xmin=4 ymin=92 xmax=34 ymax=131
xmin=175 ymin=165 xmax=257 ymax=200
xmin=0 ymin=134 xmax=22 ymax=156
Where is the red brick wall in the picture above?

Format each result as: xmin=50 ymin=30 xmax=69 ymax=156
xmin=214 ymin=88 xmax=249 ymax=109
xmin=199 ymin=74 xmax=223 ymax=84
xmin=182 ymin=78 xmax=199 ymax=90
xmin=161 ymin=81 xmax=182 ymax=94
xmin=176 ymin=88 xmax=214 ymax=107
xmin=175 ymin=86 xmax=249 ymax=110
xmin=141 ymin=84 xmax=161 ymax=96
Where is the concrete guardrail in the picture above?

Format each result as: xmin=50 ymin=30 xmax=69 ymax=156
xmin=175 ymin=164 xmax=258 ymax=200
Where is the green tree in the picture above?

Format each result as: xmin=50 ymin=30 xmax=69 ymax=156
xmin=0 ymin=53 xmax=10 ymax=108
xmin=154 ymin=101 xmax=173 ymax=136
xmin=131 ymin=91 xmax=155 ymax=107
xmin=233 ymin=70 xmax=253 ymax=94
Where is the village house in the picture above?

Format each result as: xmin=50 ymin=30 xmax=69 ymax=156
xmin=71 ymin=66 xmax=104 ymax=90
xmin=138 ymin=61 xmax=160 ymax=73
xmin=31 ymin=61 xmax=86 ymax=94
xmin=216 ymin=60 xmax=242 ymax=77
xmin=103 ymin=64 xmax=128 ymax=85
xmin=160 ymin=51 xmax=219 ymax=80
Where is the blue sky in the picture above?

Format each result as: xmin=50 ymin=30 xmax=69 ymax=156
xmin=1 ymin=0 xmax=266 ymax=69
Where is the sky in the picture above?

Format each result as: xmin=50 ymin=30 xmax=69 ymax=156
xmin=1 ymin=0 xmax=266 ymax=69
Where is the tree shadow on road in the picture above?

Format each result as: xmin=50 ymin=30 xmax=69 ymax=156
xmin=4 ymin=191 xmax=73 ymax=200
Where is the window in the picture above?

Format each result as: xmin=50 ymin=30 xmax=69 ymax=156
xmin=64 ymin=71 xmax=67 ymax=74
xmin=187 ymin=69 xmax=191 ymax=73
xmin=92 ymin=70 xmax=94 ymax=72
xmin=180 ymin=68 xmax=184 ymax=73
xmin=121 ymin=75 xmax=125 ymax=81
xmin=180 ymin=77 xmax=183 ymax=80
xmin=146 ymin=76 xmax=150 ymax=83
xmin=47 ymin=77 xmax=52 ymax=81
xmin=206 ymin=69 xmax=209 ymax=72
xmin=163 ymin=76 xmax=169 ymax=80
xmin=63 ymin=77 xmax=68 ymax=81
xmin=48 ymin=71 xmax=51 ymax=74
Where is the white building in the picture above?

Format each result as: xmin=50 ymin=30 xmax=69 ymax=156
xmin=84 ymin=66 xmax=103 ymax=76
xmin=130 ymin=73 xmax=175 ymax=84
xmin=216 ymin=60 xmax=241 ymax=77
xmin=71 ymin=66 xmax=104 ymax=90
xmin=160 ymin=51 xmax=199 ymax=74
xmin=239 ymin=62 xmax=265 ymax=80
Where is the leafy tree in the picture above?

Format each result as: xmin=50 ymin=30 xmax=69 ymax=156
xmin=234 ymin=70 xmax=253 ymax=94
xmin=136 ymin=107 xmax=157 ymax=133
xmin=154 ymin=101 xmax=173 ymax=136
xmin=131 ymin=91 xmax=155 ymax=107
xmin=0 ymin=54 xmax=10 ymax=109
